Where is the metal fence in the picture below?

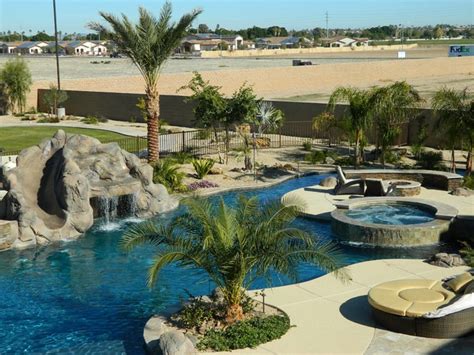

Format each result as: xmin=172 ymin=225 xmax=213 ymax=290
xmin=0 ymin=121 xmax=346 ymax=159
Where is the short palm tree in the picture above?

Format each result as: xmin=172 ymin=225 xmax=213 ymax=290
xmin=90 ymin=3 xmax=201 ymax=162
xmin=326 ymin=87 xmax=374 ymax=167
xmin=122 ymin=195 xmax=347 ymax=324
xmin=370 ymin=82 xmax=423 ymax=167
xmin=432 ymin=87 xmax=473 ymax=175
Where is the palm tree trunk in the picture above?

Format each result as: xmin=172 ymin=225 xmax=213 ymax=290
xmin=451 ymin=146 xmax=456 ymax=173
xmin=354 ymin=130 xmax=360 ymax=168
xmin=146 ymin=87 xmax=160 ymax=163
xmin=466 ymin=139 xmax=472 ymax=176
xmin=225 ymin=303 xmax=244 ymax=324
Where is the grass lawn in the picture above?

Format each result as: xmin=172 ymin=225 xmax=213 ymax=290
xmin=0 ymin=126 xmax=132 ymax=153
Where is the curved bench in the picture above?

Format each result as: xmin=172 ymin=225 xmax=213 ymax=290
xmin=368 ymin=279 xmax=474 ymax=338
xmin=344 ymin=169 xmax=463 ymax=191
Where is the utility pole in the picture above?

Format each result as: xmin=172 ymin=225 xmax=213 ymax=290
xmin=325 ymin=11 xmax=329 ymax=39
xmin=53 ymin=0 xmax=61 ymax=90
xmin=400 ymin=24 xmax=404 ymax=50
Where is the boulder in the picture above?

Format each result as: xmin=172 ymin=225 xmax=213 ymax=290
xmin=427 ymin=253 xmax=467 ymax=267
xmin=144 ymin=315 xmax=170 ymax=353
xmin=159 ymin=330 xmax=196 ymax=355
xmin=452 ymin=187 xmax=474 ymax=197
xmin=319 ymin=176 xmax=338 ymax=188
xmin=2 ymin=130 xmax=178 ymax=250
xmin=325 ymin=157 xmax=335 ymax=165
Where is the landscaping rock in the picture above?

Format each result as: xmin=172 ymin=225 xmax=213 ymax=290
xmin=211 ymin=287 xmax=226 ymax=304
xmin=159 ymin=330 xmax=196 ymax=355
xmin=2 ymin=130 xmax=178 ymax=250
xmin=319 ymin=176 xmax=338 ymax=188
xmin=452 ymin=187 xmax=474 ymax=197
xmin=209 ymin=166 xmax=223 ymax=175
xmin=427 ymin=253 xmax=467 ymax=267
xmin=325 ymin=157 xmax=335 ymax=165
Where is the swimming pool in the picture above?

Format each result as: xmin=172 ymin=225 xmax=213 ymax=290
xmin=0 ymin=174 xmax=451 ymax=353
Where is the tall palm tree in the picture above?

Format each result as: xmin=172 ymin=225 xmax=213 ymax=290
xmin=326 ymin=87 xmax=374 ymax=167
xmin=432 ymin=87 xmax=473 ymax=175
xmin=90 ymin=3 xmax=201 ymax=162
xmin=122 ymin=195 xmax=347 ymax=324
xmin=370 ymin=81 xmax=423 ymax=167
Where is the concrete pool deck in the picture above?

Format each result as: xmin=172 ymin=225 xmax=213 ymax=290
xmin=282 ymin=185 xmax=474 ymax=221
xmin=209 ymin=259 xmax=471 ymax=354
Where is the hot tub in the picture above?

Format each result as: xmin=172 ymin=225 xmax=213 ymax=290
xmin=331 ymin=198 xmax=458 ymax=247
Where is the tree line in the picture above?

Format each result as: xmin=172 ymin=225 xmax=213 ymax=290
xmin=2 ymin=23 xmax=472 ymax=43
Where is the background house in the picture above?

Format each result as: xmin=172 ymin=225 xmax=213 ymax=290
xmin=255 ymin=36 xmax=312 ymax=49
xmin=15 ymin=41 xmax=48 ymax=54
xmin=321 ymin=36 xmax=369 ymax=47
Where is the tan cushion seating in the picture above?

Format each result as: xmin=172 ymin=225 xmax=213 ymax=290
xmin=368 ymin=279 xmax=456 ymax=317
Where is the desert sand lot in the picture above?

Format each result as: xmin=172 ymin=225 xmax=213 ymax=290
xmin=1 ymin=46 xmax=471 ymax=107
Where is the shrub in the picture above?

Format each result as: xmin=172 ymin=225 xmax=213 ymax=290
xmin=0 ymin=58 xmax=32 ymax=113
xmin=187 ymin=180 xmax=219 ymax=191
xmin=416 ymin=151 xmax=444 ymax=170
xmin=80 ymin=115 xmax=108 ymax=124
xmin=197 ymin=314 xmax=291 ymax=351
xmin=43 ymin=84 xmax=68 ymax=115
xmin=193 ymin=129 xmax=212 ymax=140
xmin=304 ymin=150 xmax=327 ymax=164
xmin=37 ymin=116 xmax=60 ymax=123
xmin=383 ymin=150 xmax=401 ymax=165
xmin=463 ymin=175 xmax=474 ymax=189
xmin=175 ymin=298 xmax=216 ymax=329
xmin=171 ymin=151 xmax=193 ymax=164
xmin=335 ymin=155 xmax=356 ymax=166
xmin=192 ymin=159 xmax=215 ymax=179
xmin=152 ymin=159 xmax=187 ymax=193
xmin=302 ymin=139 xmax=312 ymax=151
xmin=459 ymin=241 xmax=474 ymax=267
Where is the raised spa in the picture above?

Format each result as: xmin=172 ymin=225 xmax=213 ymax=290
xmin=331 ymin=198 xmax=458 ymax=247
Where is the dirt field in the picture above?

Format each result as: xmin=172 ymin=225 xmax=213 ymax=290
xmin=1 ymin=46 xmax=471 ymax=107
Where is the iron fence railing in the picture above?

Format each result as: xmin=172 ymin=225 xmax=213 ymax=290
xmin=0 ymin=121 xmax=355 ymax=158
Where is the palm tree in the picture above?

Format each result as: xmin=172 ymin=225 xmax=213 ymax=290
xmin=122 ymin=195 xmax=347 ymax=324
xmin=370 ymin=82 xmax=423 ymax=167
xmin=89 ymin=2 xmax=201 ymax=162
xmin=326 ymin=87 xmax=374 ymax=167
xmin=432 ymin=87 xmax=473 ymax=175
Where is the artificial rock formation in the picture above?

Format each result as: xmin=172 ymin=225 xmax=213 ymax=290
xmin=0 ymin=130 xmax=177 ymax=250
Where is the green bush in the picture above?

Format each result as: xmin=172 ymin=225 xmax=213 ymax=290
xmin=197 ymin=314 xmax=291 ymax=351
xmin=459 ymin=241 xmax=474 ymax=267
xmin=304 ymin=150 xmax=326 ymax=164
xmin=193 ymin=129 xmax=212 ymax=140
xmin=335 ymin=155 xmax=356 ymax=166
xmin=37 ymin=116 xmax=60 ymax=123
xmin=383 ymin=150 xmax=401 ymax=165
xmin=416 ymin=151 xmax=444 ymax=170
xmin=192 ymin=158 xmax=215 ymax=179
xmin=463 ymin=175 xmax=474 ymax=189
xmin=302 ymin=139 xmax=312 ymax=151
xmin=80 ymin=116 xmax=108 ymax=125
xmin=175 ymin=298 xmax=216 ymax=329
xmin=171 ymin=151 xmax=194 ymax=164
xmin=152 ymin=159 xmax=187 ymax=193
xmin=0 ymin=58 xmax=32 ymax=113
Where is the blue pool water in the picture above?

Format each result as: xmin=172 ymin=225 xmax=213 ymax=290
xmin=345 ymin=204 xmax=435 ymax=225
xmin=0 ymin=174 xmax=451 ymax=353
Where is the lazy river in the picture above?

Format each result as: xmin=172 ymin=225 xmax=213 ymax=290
xmin=0 ymin=174 xmax=453 ymax=353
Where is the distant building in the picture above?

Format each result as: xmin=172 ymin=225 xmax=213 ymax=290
xmin=64 ymin=41 xmax=108 ymax=55
xmin=179 ymin=33 xmax=245 ymax=53
xmin=321 ymin=37 xmax=369 ymax=47
xmin=255 ymin=36 xmax=313 ymax=49
xmin=15 ymin=41 xmax=48 ymax=54
xmin=0 ymin=42 xmax=20 ymax=54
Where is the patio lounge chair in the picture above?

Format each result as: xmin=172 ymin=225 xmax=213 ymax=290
xmin=364 ymin=178 xmax=395 ymax=197
xmin=334 ymin=165 xmax=365 ymax=195
xmin=368 ymin=273 xmax=474 ymax=338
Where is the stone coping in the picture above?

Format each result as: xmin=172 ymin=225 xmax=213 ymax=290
xmin=333 ymin=197 xmax=459 ymax=221
xmin=344 ymin=169 xmax=463 ymax=180
xmin=143 ymin=260 xmax=470 ymax=354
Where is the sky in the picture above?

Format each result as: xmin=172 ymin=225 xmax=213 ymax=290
xmin=0 ymin=0 xmax=473 ymax=34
